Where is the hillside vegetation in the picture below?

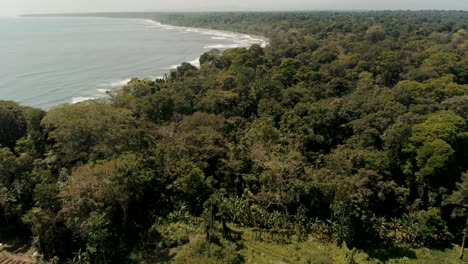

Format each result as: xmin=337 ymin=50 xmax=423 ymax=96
xmin=2 ymin=11 xmax=468 ymax=263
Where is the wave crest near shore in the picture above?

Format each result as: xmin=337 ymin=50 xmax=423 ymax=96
xmin=138 ymin=19 xmax=268 ymax=48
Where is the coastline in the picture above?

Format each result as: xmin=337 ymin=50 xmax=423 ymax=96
xmin=11 ymin=14 xmax=270 ymax=108
xmin=141 ymin=19 xmax=270 ymax=48
xmin=22 ymin=13 xmax=270 ymax=49
xmin=137 ymin=18 xmax=269 ymax=69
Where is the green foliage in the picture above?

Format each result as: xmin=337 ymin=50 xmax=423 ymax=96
xmin=1 ymin=10 xmax=468 ymax=262
xmin=448 ymin=172 xmax=468 ymax=216
xmin=410 ymin=111 xmax=465 ymax=145
xmin=175 ymin=112 xmax=227 ymax=168
xmin=274 ymin=58 xmax=301 ymax=86
xmin=156 ymin=222 xmax=197 ymax=248
xmin=366 ymin=26 xmax=386 ymax=43
xmin=141 ymin=90 xmax=175 ymax=123
xmin=200 ymin=49 xmax=228 ymax=69
xmin=403 ymin=111 xmax=466 ymax=192
xmin=0 ymin=101 xmax=28 ymax=149
xmin=174 ymin=238 xmax=244 ymax=264
xmin=41 ymin=101 xmax=145 ymax=167
xmin=81 ymin=212 xmax=114 ymax=259
xmin=402 ymin=209 xmax=453 ymax=247
xmin=0 ymin=147 xmax=17 ymax=186
xmin=33 ymin=183 xmax=60 ymax=211
xmin=375 ymin=51 xmax=403 ymax=86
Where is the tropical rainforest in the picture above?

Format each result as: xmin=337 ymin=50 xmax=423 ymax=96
xmin=1 ymin=11 xmax=468 ymax=263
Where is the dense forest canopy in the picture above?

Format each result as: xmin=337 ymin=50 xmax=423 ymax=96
xmin=2 ymin=10 xmax=468 ymax=263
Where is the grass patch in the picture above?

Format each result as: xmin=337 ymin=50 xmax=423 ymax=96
xmin=165 ymin=223 xmax=467 ymax=264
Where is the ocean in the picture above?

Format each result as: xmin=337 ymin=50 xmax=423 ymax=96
xmin=0 ymin=16 xmax=266 ymax=109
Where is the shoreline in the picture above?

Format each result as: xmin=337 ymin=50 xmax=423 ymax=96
xmin=22 ymin=14 xmax=270 ymax=49
xmin=136 ymin=18 xmax=270 ymax=68
xmin=141 ymin=19 xmax=270 ymax=48
xmin=12 ymin=14 xmax=270 ymax=108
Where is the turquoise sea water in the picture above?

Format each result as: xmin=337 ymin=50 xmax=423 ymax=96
xmin=0 ymin=16 xmax=266 ymax=109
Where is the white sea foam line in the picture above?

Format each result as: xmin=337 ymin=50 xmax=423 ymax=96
xmin=165 ymin=57 xmax=201 ymax=70
xmin=96 ymin=88 xmax=109 ymax=93
xmin=71 ymin=96 xmax=98 ymax=104
xmin=188 ymin=58 xmax=201 ymax=67
xmin=204 ymin=44 xmax=244 ymax=49
xmin=138 ymin=19 xmax=269 ymax=48
xmin=98 ymin=75 xmax=165 ymax=91
xmin=105 ymin=78 xmax=131 ymax=87
xmin=211 ymin=36 xmax=228 ymax=40
xmin=117 ymin=19 xmax=269 ymax=77
xmin=148 ymin=75 xmax=165 ymax=80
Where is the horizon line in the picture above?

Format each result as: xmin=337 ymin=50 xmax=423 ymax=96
xmin=18 ymin=9 xmax=468 ymax=16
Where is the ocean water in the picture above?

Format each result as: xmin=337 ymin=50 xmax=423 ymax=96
xmin=0 ymin=16 xmax=266 ymax=109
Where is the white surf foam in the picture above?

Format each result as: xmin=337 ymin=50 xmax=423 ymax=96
xmin=149 ymin=75 xmax=165 ymax=80
xmin=188 ymin=58 xmax=201 ymax=67
xmin=137 ymin=19 xmax=269 ymax=49
xmin=165 ymin=57 xmax=201 ymax=70
xmin=212 ymin=36 xmax=228 ymax=40
xmin=107 ymin=78 xmax=131 ymax=87
xmin=96 ymin=88 xmax=109 ymax=93
xmin=99 ymin=76 xmax=164 ymax=90
xmin=204 ymin=44 xmax=243 ymax=49
xmin=166 ymin=57 xmax=200 ymax=70
xmin=71 ymin=96 xmax=98 ymax=104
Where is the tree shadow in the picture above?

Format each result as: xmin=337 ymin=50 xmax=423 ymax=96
xmin=128 ymin=243 xmax=175 ymax=263
xmin=224 ymin=227 xmax=244 ymax=243
xmin=127 ymin=228 xmax=175 ymax=264
xmin=364 ymin=247 xmax=417 ymax=262
xmin=139 ymin=249 xmax=175 ymax=264
xmin=0 ymin=235 xmax=31 ymax=254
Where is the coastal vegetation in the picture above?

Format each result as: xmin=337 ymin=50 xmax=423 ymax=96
xmin=1 ymin=10 xmax=468 ymax=263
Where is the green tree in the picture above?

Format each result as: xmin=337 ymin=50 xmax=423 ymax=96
xmin=404 ymin=111 xmax=467 ymax=206
xmin=141 ymin=90 xmax=175 ymax=123
xmin=366 ymin=26 xmax=386 ymax=43
xmin=60 ymin=155 xmax=156 ymax=262
xmin=273 ymin=58 xmax=301 ymax=87
xmin=375 ymin=51 xmax=404 ymax=86
xmin=41 ymin=101 xmax=145 ymax=167
xmin=0 ymin=102 xmax=28 ymax=149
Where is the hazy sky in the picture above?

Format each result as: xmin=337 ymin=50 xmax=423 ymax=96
xmin=1 ymin=0 xmax=467 ymax=16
